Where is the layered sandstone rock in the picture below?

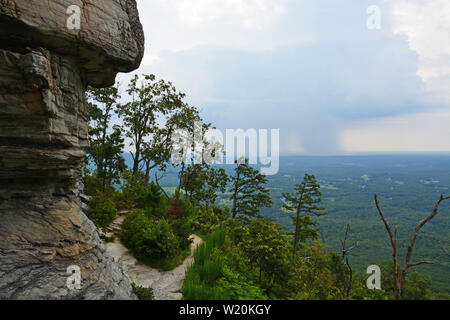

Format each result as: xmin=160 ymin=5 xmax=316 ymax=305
xmin=0 ymin=0 xmax=144 ymax=299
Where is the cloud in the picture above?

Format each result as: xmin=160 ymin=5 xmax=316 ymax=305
xmin=124 ymin=0 xmax=450 ymax=154
xmin=388 ymin=0 xmax=450 ymax=82
xmin=135 ymin=0 xmax=288 ymax=55
xmin=387 ymin=0 xmax=450 ymax=104
xmin=174 ymin=0 xmax=286 ymax=30
xmin=137 ymin=37 xmax=423 ymax=154
xmin=340 ymin=110 xmax=450 ymax=153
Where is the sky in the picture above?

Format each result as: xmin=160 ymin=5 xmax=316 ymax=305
xmin=118 ymin=0 xmax=450 ymax=155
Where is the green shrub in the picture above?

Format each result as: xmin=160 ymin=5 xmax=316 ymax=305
xmin=83 ymin=174 xmax=102 ymax=197
xmin=121 ymin=210 xmax=179 ymax=262
xmin=216 ymin=265 xmax=268 ymax=300
xmin=135 ymin=182 xmax=169 ymax=215
xmin=132 ymin=283 xmax=154 ymax=300
xmin=191 ymin=206 xmax=229 ymax=235
xmin=170 ymin=217 xmax=193 ymax=250
xmin=136 ymin=218 xmax=179 ymax=261
xmin=88 ymin=195 xmax=118 ymax=228
xmin=118 ymin=171 xmax=169 ymax=214
xmin=112 ymin=191 xmax=134 ymax=211
xmin=120 ymin=210 xmax=152 ymax=249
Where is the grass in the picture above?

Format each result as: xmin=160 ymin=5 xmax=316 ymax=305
xmin=182 ymin=229 xmax=227 ymax=300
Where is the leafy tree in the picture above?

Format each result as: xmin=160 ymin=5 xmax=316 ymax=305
xmin=290 ymin=241 xmax=334 ymax=299
xmin=191 ymin=206 xmax=230 ymax=235
xmin=182 ymin=165 xmax=229 ymax=208
xmin=117 ymin=74 xmax=186 ymax=181
xmin=240 ymin=218 xmax=291 ymax=288
xmin=200 ymin=167 xmax=229 ymax=208
xmin=86 ymin=86 xmax=125 ymax=192
xmin=170 ymin=109 xmax=226 ymax=204
xmin=216 ymin=265 xmax=268 ymax=300
xmin=140 ymin=105 xmax=201 ymax=186
xmin=282 ymin=173 xmax=327 ymax=255
xmin=170 ymin=106 xmax=203 ymax=198
xmin=229 ymin=159 xmax=273 ymax=219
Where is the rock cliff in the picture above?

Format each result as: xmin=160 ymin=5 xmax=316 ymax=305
xmin=0 ymin=0 xmax=144 ymax=299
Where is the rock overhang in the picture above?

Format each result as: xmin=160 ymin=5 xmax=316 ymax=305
xmin=0 ymin=0 xmax=145 ymax=87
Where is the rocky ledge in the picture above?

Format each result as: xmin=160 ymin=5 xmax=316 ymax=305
xmin=0 ymin=0 xmax=144 ymax=299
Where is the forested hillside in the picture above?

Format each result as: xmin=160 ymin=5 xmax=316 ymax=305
xmin=84 ymin=77 xmax=450 ymax=300
xmin=138 ymin=154 xmax=450 ymax=297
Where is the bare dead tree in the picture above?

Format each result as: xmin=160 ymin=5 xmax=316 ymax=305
xmin=374 ymin=194 xmax=450 ymax=300
xmin=340 ymin=223 xmax=359 ymax=299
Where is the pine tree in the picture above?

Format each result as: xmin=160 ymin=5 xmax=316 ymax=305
xmin=282 ymin=173 xmax=327 ymax=255
xmin=230 ymin=158 xmax=273 ymax=219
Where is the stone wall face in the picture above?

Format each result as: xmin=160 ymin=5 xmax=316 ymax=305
xmin=0 ymin=0 xmax=144 ymax=299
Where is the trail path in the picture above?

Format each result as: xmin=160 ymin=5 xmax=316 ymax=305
xmin=105 ymin=215 xmax=202 ymax=300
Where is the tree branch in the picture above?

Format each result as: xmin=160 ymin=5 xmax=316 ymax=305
xmin=408 ymin=261 xmax=435 ymax=268
xmin=404 ymin=195 xmax=450 ymax=270
xmin=374 ymin=195 xmax=396 ymax=249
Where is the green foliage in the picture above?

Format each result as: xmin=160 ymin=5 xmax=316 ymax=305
xmin=116 ymin=74 xmax=186 ymax=181
xmin=380 ymin=261 xmax=432 ymax=300
xmin=229 ymin=159 xmax=273 ymax=219
xmin=82 ymin=73 xmax=447 ymax=300
xmin=190 ymin=206 xmax=230 ymax=235
xmin=282 ymin=173 xmax=327 ymax=255
xmin=117 ymin=172 xmax=170 ymax=215
xmin=289 ymin=242 xmax=336 ymax=300
xmin=132 ymin=283 xmax=154 ymax=300
xmin=83 ymin=173 xmax=103 ymax=197
xmin=120 ymin=210 xmax=151 ymax=248
xmin=216 ymin=265 xmax=268 ymax=300
xmin=183 ymin=165 xmax=229 ymax=207
xmin=255 ymin=155 xmax=450 ymax=297
xmin=168 ymin=199 xmax=195 ymax=250
xmin=183 ymin=229 xmax=227 ymax=300
xmin=221 ymin=217 xmax=248 ymax=245
xmin=239 ymin=218 xmax=292 ymax=293
xmin=121 ymin=210 xmax=178 ymax=262
xmin=140 ymin=218 xmax=179 ymax=260
xmin=88 ymin=195 xmax=118 ymax=229
xmin=86 ymin=86 xmax=125 ymax=193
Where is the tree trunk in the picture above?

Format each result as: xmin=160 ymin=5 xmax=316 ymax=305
xmin=293 ymin=191 xmax=304 ymax=256
xmin=176 ymin=162 xmax=185 ymax=200
xmin=144 ymin=159 xmax=151 ymax=186
xmin=132 ymin=150 xmax=140 ymax=181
